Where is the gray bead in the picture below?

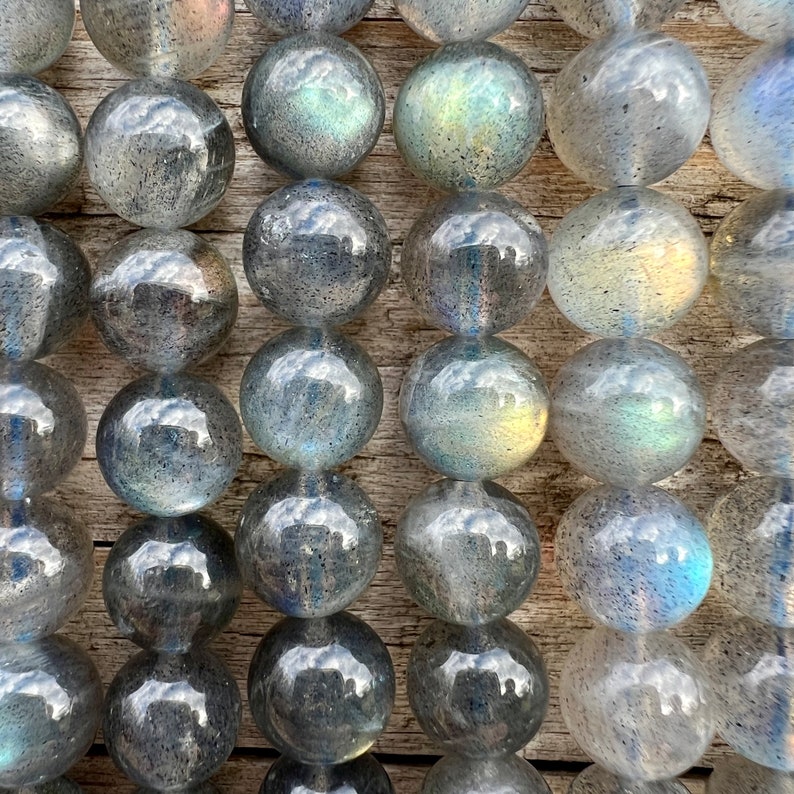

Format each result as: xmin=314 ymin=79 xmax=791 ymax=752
xmin=242 ymin=34 xmax=385 ymax=180
xmin=0 ymin=778 xmax=84 ymax=794
xmin=91 ymin=228 xmax=238 ymax=373
xmin=718 ymin=0 xmax=794 ymax=42
xmin=708 ymin=755 xmax=794 ymax=793
xmin=553 ymin=0 xmax=684 ymax=38
xmin=0 ymin=74 xmax=83 ymax=216
xmin=248 ymin=612 xmax=395 ymax=765
xmin=422 ymin=755 xmax=551 ymax=794
xmin=569 ymin=765 xmax=690 ymax=794
xmin=104 ymin=649 xmax=241 ymax=790
xmin=408 ymin=618 xmax=549 ymax=756
xmin=243 ymin=180 xmax=391 ymax=327
xmin=0 ymin=217 xmax=90 ymax=361
xmin=260 ymin=754 xmax=394 ymax=794
xmin=0 ymin=0 xmax=75 ymax=74
xmin=85 ymin=78 xmax=235 ymax=229
xmin=236 ymin=469 xmax=382 ymax=618
xmin=103 ymin=513 xmax=242 ymax=652
xmin=244 ymin=0 xmax=374 ymax=35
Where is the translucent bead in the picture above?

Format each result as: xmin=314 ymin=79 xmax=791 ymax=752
xmin=395 ymin=0 xmax=530 ymax=43
xmin=240 ymin=328 xmax=382 ymax=470
xmin=547 ymin=31 xmax=710 ymax=188
xmin=236 ymin=469 xmax=381 ymax=618
xmin=0 ymin=635 xmax=102 ymax=788
xmin=393 ymin=42 xmax=544 ymax=192
xmin=712 ymin=339 xmax=794 ymax=478
xmin=395 ymin=479 xmax=541 ymax=625
xmin=0 ymin=778 xmax=84 ymax=794
xmin=0 ymin=361 xmax=87 ymax=501
xmin=422 ymin=755 xmax=551 ymax=794
xmin=704 ymin=619 xmax=794 ymax=772
xmin=552 ymin=0 xmax=684 ymax=38
xmin=718 ymin=0 xmax=794 ymax=42
xmin=569 ymin=765 xmax=690 ymax=794
xmin=401 ymin=192 xmax=548 ymax=336
xmin=400 ymin=335 xmax=549 ymax=481
xmin=249 ymin=612 xmax=394 ymax=765
xmin=96 ymin=373 xmax=242 ymax=517
xmin=104 ymin=649 xmax=241 ymax=790
xmin=711 ymin=41 xmax=794 ymax=191
xmin=407 ymin=618 xmax=548 ymax=757
xmin=551 ymin=338 xmax=706 ymax=487
xmin=103 ymin=513 xmax=241 ymax=652
xmin=85 ymin=77 xmax=234 ymax=229
xmin=0 ymin=0 xmax=74 ymax=74
xmin=556 ymin=485 xmax=712 ymax=632
xmin=0 ymin=217 xmax=90 ymax=361
xmin=91 ymin=229 xmax=238 ymax=373
xmin=0 ymin=498 xmax=93 ymax=642
xmin=243 ymin=180 xmax=391 ymax=327
xmin=0 ymin=75 xmax=83 ymax=216
xmin=80 ymin=0 xmax=234 ymax=79
xmin=260 ymin=754 xmax=394 ymax=794
xmin=560 ymin=627 xmax=715 ymax=781
xmin=242 ymin=34 xmax=385 ymax=180
xmin=549 ymin=187 xmax=708 ymax=337
xmin=708 ymin=755 xmax=794 ymax=793
xmin=244 ymin=0 xmax=373 ymax=35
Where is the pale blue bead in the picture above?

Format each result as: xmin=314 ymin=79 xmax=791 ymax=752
xmin=395 ymin=0 xmax=530 ymax=43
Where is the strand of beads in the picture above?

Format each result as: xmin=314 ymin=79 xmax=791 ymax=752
xmin=392 ymin=4 xmax=552 ymax=792
xmin=235 ymin=5 xmax=395 ymax=792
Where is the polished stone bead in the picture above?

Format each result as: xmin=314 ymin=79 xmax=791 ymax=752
xmin=393 ymin=42 xmax=543 ymax=192
xmin=80 ymin=0 xmax=234 ymax=79
xmin=395 ymin=0 xmax=530 ymax=43
xmin=549 ymin=187 xmax=708 ymax=337
xmin=0 ymin=217 xmax=90 ymax=361
xmin=0 ymin=635 xmax=102 ymax=788
xmin=243 ymin=180 xmax=391 ymax=327
xmin=553 ymin=0 xmax=683 ymax=38
xmin=708 ymin=755 xmax=794 ymax=793
xmin=0 ymin=361 xmax=87 ymax=501
xmin=260 ymin=754 xmax=394 ymax=794
xmin=0 ymin=497 xmax=93 ymax=642
xmin=103 ymin=513 xmax=241 ymax=652
xmin=718 ymin=0 xmax=794 ymax=41
xmin=422 ymin=755 xmax=551 ymax=794
xmin=104 ymin=649 xmax=241 ymax=790
xmin=240 ymin=328 xmax=382 ymax=470
xmin=0 ymin=75 xmax=83 ymax=216
xmin=236 ymin=469 xmax=381 ymax=618
xmin=244 ymin=0 xmax=373 ymax=35
xmin=242 ymin=34 xmax=384 ymax=180
xmin=711 ymin=41 xmax=794 ymax=190
xmin=85 ymin=77 xmax=235 ymax=229
xmin=402 ymin=192 xmax=548 ymax=336
xmin=96 ymin=373 xmax=242 ymax=517
xmin=551 ymin=338 xmax=706 ymax=486
xmin=407 ymin=618 xmax=548 ymax=757
xmin=396 ymin=479 xmax=541 ymax=625
xmin=560 ymin=627 xmax=715 ymax=781
xmin=0 ymin=778 xmax=84 ymax=794
xmin=548 ymin=31 xmax=710 ymax=188
xmin=400 ymin=335 xmax=549 ymax=481
xmin=569 ymin=766 xmax=690 ymax=794
xmin=0 ymin=0 xmax=74 ymax=74
xmin=91 ymin=228 xmax=238 ymax=373
xmin=248 ymin=612 xmax=395 ymax=765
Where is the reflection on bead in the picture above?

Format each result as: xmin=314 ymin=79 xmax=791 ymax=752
xmin=569 ymin=765 xmax=690 ymax=794
xmin=260 ymin=754 xmax=394 ymax=794
xmin=244 ymin=0 xmax=374 ymax=35
xmin=553 ymin=0 xmax=683 ymax=38
xmin=0 ymin=0 xmax=74 ymax=74
xmin=422 ymin=754 xmax=551 ymax=794
xmin=708 ymin=754 xmax=794 ymax=793
xmin=718 ymin=0 xmax=794 ymax=43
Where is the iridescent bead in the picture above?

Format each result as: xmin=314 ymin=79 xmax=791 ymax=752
xmin=0 ymin=498 xmax=93 ymax=642
xmin=711 ymin=41 xmax=794 ymax=191
xmin=96 ymin=373 xmax=242 ymax=517
xmin=243 ymin=180 xmax=391 ymax=327
xmin=560 ymin=627 xmax=715 ymax=781
xmin=569 ymin=766 xmax=690 ymax=794
xmin=80 ymin=0 xmax=234 ymax=79
xmin=0 ymin=778 xmax=84 ymax=794
xmin=400 ymin=335 xmax=549 ymax=481
xmin=393 ymin=42 xmax=544 ymax=192
xmin=240 ymin=328 xmax=382 ymax=470
xmin=548 ymin=187 xmax=708 ymax=337
xmin=236 ymin=469 xmax=381 ymax=618
xmin=103 ymin=513 xmax=241 ymax=652
xmin=407 ymin=619 xmax=548 ymax=757
xmin=242 ymin=34 xmax=385 ymax=180
xmin=0 ymin=217 xmax=90 ymax=361
xmin=395 ymin=0 xmax=530 ymax=43
xmin=0 ymin=635 xmax=102 ymax=788
xmin=552 ymin=0 xmax=684 ymax=38
xmin=260 ymin=754 xmax=394 ymax=794
xmin=104 ymin=649 xmax=241 ymax=790
xmin=0 ymin=0 xmax=74 ymax=74
xmin=718 ymin=0 xmax=794 ymax=42
xmin=422 ymin=755 xmax=551 ymax=794
xmin=395 ymin=479 xmax=541 ymax=625
xmin=248 ymin=612 xmax=395 ymax=765
xmin=85 ymin=77 xmax=235 ymax=229
xmin=0 ymin=75 xmax=83 ymax=216
xmin=0 ymin=360 xmax=87 ymax=501
xmin=551 ymin=338 xmax=706 ymax=487
xmin=401 ymin=192 xmax=548 ymax=336
xmin=91 ymin=228 xmax=238 ymax=373
xmin=244 ymin=0 xmax=373 ymax=35
xmin=708 ymin=755 xmax=794 ymax=793
xmin=547 ymin=31 xmax=710 ymax=188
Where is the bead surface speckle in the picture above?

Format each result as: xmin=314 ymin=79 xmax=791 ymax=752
xmin=422 ymin=754 xmax=551 ymax=794
xmin=708 ymin=755 xmax=794 ymax=793
xmin=553 ymin=0 xmax=684 ymax=38
xmin=0 ymin=0 xmax=75 ymax=74
xmin=260 ymin=754 xmax=394 ymax=794
xmin=244 ymin=0 xmax=374 ymax=35
xmin=718 ymin=0 xmax=794 ymax=43
xmin=569 ymin=765 xmax=690 ymax=794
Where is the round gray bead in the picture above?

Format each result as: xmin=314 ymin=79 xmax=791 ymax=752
xmin=244 ymin=0 xmax=374 ymax=35
xmin=0 ymin=0 xmax=75 ymax=74
xmin=260 ymin=754 xmax=394 ymax=794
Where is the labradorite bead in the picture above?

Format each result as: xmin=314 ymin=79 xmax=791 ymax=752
xmin=0 ymin=779 xmax=84 ymax=794
xmin=569 ymin=765 xmax=690 ymax=794
xmin=260 ymin=754 xmax=394 ymax=794
xmin=244 ymin=0 xmax=374 ymax=35
xmin=0 ymin=0 xmax=74 ymax=74
xmin=718 ymin=0 xmax=794 ymax=42
xmin=708 ymin=755 xmax=794 ymax=793
xmin=422 ymin=755 xmax=551 ymax=794
xmin=553 ymin=0 xmax=684 ymax=38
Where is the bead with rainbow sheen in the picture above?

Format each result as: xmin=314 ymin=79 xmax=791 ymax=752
xmin=393 ymin=41 xmax=544 ymax=193
xmin=552 ymin=0 xmax=683 ymax=38
xmin=244 ymin=0 xmax=373 ymax=35
xmin=718 ymin=0 xmax=794 ymax=43
xmin=0 ymin=0 xmax=74 ymax=74
xmin=549 ymin=187 xmax=708 ymax=337
xmin=260 ymin=754 xmax=394 ymax=794
xmin=708 ymin=755 xmax=794 ymax=793
xmin=551 ymin=338 xmax=706 ymax=487
xmin=569 ymin=766 xmax=690 ymax=794
xmin=400 ymin=335 xmax=549 ymax=481
xmin=422 ymin=755 xmax=551 ymax=794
